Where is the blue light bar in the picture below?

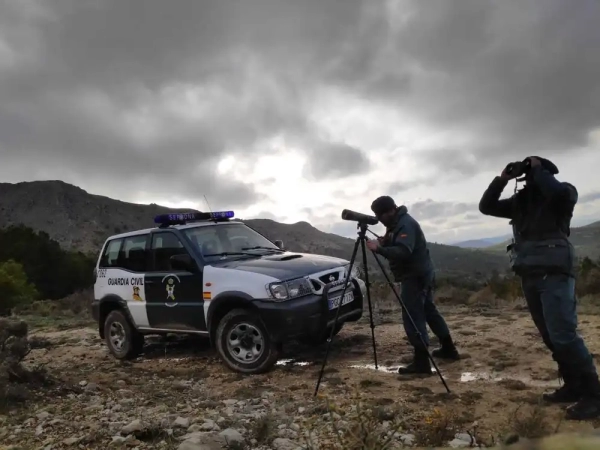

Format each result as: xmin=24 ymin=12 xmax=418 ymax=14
xmin=153 ymin=211 xmax=234 ymax=225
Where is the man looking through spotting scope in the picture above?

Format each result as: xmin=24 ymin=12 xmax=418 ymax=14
xmin=365 ymin=196 xmax=460 ymax=375
xmin=479 ymin=156 xmax=600 ymax=421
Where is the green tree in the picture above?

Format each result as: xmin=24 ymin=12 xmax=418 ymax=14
xmin=0 ymin=225 xmax=95 ymax=300
xmin=0 ymin=260 xmax=38 ymax=316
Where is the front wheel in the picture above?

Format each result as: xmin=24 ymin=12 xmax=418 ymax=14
xmin=215 ymin=308 xmax=279 ymax=374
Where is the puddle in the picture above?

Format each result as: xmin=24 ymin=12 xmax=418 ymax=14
xmin=276 ymin=359 xmax=312 ymax=367
xmin=460 ymin=371 xmax=559 ymax=387
xmin=349 ymin=364 xmax=437 ymax=374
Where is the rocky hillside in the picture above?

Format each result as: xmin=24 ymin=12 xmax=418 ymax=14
xmin=0 ymin=180 xmax=511 ymax=280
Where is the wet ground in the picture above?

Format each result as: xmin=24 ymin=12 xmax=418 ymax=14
xmin=18 ymin=306 xmax=600 ymax=441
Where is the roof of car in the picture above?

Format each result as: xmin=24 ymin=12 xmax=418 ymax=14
xmin=106 ymin=220 xmax=244 ymax=240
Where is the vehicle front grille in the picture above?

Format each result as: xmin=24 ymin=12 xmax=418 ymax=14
xmin=318 ymin=271 xmax=340 ymax=284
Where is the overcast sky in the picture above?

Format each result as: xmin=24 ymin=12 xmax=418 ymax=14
xmin=1 ymin=0 xmax=599 ymax=243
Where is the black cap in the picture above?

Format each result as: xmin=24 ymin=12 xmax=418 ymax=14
xmin=530 ymin=156 xmax=559 ymax=175
xmin=371 ymin=196 xmax=396 ymax=216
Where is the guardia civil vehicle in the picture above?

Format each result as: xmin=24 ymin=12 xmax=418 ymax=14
xmin=92 ymin=211 xmax=366 ymax=374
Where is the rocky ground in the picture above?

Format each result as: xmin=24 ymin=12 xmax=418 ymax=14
xmin=3 ymin=305 xmax=600 ymax=449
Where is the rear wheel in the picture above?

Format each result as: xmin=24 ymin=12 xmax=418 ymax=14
xmin=215 ymin=308 xmax=279 ymax=374
xmin=103 ymin=309 xmax=144 ymax=360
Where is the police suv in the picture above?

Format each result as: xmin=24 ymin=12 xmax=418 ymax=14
xmin=92 ymin=211 xmax=366 ymax=374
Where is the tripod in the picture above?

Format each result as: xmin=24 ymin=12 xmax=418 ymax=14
xmin=314 ymin=222 xmax=451 ymax=396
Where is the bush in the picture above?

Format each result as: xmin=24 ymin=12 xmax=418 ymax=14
xmin=0 ymin=260 xmax=38 ymax=316
xmin=0 ymin=318 xmax=52 ymax=411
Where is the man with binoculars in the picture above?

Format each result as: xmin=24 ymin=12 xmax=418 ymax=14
xmin=479 ymin=156 xmax=600 ymax=421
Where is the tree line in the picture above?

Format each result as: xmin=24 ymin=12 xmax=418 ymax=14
xmin=0 ymin=225 xmax=96 ymax=315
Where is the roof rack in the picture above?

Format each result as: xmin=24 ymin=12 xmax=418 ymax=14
xmin=153 ymin=211 xmax=235 ymax=228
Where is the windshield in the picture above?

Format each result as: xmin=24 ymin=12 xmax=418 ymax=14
xmin=183 ymin=223 xmax=281 ymax=261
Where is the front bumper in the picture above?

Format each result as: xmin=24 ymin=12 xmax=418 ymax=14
xmin=253 ymin=278 xmax=365 ymax=342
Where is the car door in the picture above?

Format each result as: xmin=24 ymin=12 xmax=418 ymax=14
xmin=144 ymin=230 xmax=207 ymax=332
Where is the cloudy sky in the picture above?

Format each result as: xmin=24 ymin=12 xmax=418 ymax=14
xmin=1 ymin=0 xmax=599 ymax=243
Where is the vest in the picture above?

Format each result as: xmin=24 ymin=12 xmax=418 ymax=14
xmin=507 ymin=184 xmax=576 ymax=277
xmin=384 ymin=207 xmax=433 ymax=280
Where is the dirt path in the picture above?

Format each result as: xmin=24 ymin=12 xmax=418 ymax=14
xmin=4 ymin=307 xmax=600 ymax=448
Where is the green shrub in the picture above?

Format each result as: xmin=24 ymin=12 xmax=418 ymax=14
xmin=0 ymin=260 xmax=38 ymax=316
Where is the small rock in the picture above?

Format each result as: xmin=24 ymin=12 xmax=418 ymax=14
xmin=455 ymin=432 xmax=475 ymax=444
xmin=121 ymin=419 xmax=143 ymax=434
xmin=79 ymin=381 xmax=88 ymax=387
xmin=84 ymin=383 xmax=99 ymax=392
xmin=400 ymin=434 xmax=415 ymax=446
xmin=448 ymin=438 xmax=470 ymax=448
xmin=272 ymin=438 xmax=299 ymax=450
xmin=173 ymin=417 xmax=190 ymax=428
xmin=37 ymin=412 xmax=51 ymax=421
xmin=199 ymin=419 xmax=219 ymax=431
xmin=219 ymin=428 xmax=244 ymax=445
xmin=63 ymin=437 xmax=80 ymax=446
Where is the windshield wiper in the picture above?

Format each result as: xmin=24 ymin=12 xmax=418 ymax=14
xmin=242 ymin=246 xmax=284 ymax=252
xmin=204 ymin=251 xmax=258 ymax=257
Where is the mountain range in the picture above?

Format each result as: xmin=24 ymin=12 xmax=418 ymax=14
xmin=452 ymin=235 xmax=512 ymax=249
xmin=0 ymin=180 xmax=598 ymax=282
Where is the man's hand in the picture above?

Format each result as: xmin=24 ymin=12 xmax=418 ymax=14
xmin=500 ymin=166 xmax=517 ymax=181
xmin=366 ymin=239 xmax=379 ymax=251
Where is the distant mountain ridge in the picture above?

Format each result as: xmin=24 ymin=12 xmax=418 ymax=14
xmin=3 ymin=179 xmax=590 ymax=282
xmin=452 ymin=235 xmax=512 ymax=249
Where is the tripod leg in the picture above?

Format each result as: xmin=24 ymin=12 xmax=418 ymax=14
xmin=370 ymin=251 xmax=451 ymax=394
xmin=360 ymin=237 xmax=378 ymax=369
xmin=314 ymin=236 xmax=360 ymax=397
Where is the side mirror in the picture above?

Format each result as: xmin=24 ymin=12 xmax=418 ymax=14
xmin=170 ymin=254 xmax=197 ymax=272
xmin=274 ymin=240 xmax=284 ymax=250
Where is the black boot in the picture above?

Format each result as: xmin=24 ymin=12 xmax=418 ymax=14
xmin=432 ymin=336 xmax=460 ymax=361
xmin=565 ymin=372 xmax=600 ymax=420
xmin=398 ymin=349 xmax=432 ymax=375
xmin=542 ymin=366 xmax=583 ymax=403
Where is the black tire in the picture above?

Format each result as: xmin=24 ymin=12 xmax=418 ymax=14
xmin=299 ymin=322 xmax=344 ymax=346
xmin=103 ymin=309 xmax=144 ymax=360
xmin=215 ymin=308 xmax=279 ymax=374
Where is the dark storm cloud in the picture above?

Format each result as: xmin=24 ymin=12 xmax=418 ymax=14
xmin=303 ymin=142 xmax=371 ymax=180
xmin=324 ymin=0 xmax=600 ymax=174
xmin=407 ymin=199 xmax=477 ymax=222
xmin=1 ymin=0 xmax=599 ymax=204
xmin=0 ymin=0 xmax=368 ymax=203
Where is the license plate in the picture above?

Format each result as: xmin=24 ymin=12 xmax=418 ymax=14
xmin=328 ymin=292 xmax=354 ymax=310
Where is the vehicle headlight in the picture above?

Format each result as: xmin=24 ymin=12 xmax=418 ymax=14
xmin=267 ymin=277 xmax=313 ymax=301
xmin=344 ymin=264 xmax=362 ymax=280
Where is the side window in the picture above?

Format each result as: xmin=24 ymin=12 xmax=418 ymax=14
xmin=151 ymin=232 xmax=189 ymax=272
xmin=99 ymin=239 xmax=123 ymax=268
xmin=117 ymin=235 xmax=149 ymax=272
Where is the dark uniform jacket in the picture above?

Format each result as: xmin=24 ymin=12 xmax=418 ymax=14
xmin=375 ymin=206 xmax=434 ymax=281
xmin=479 ymin=165 xmax=578 ymax=277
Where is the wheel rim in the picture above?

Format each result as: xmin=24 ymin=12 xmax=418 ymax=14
xmin=226 ymin=322 xmax=264 ymax=364
xmin=109 ymin=322 xmax=126 ymax=352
